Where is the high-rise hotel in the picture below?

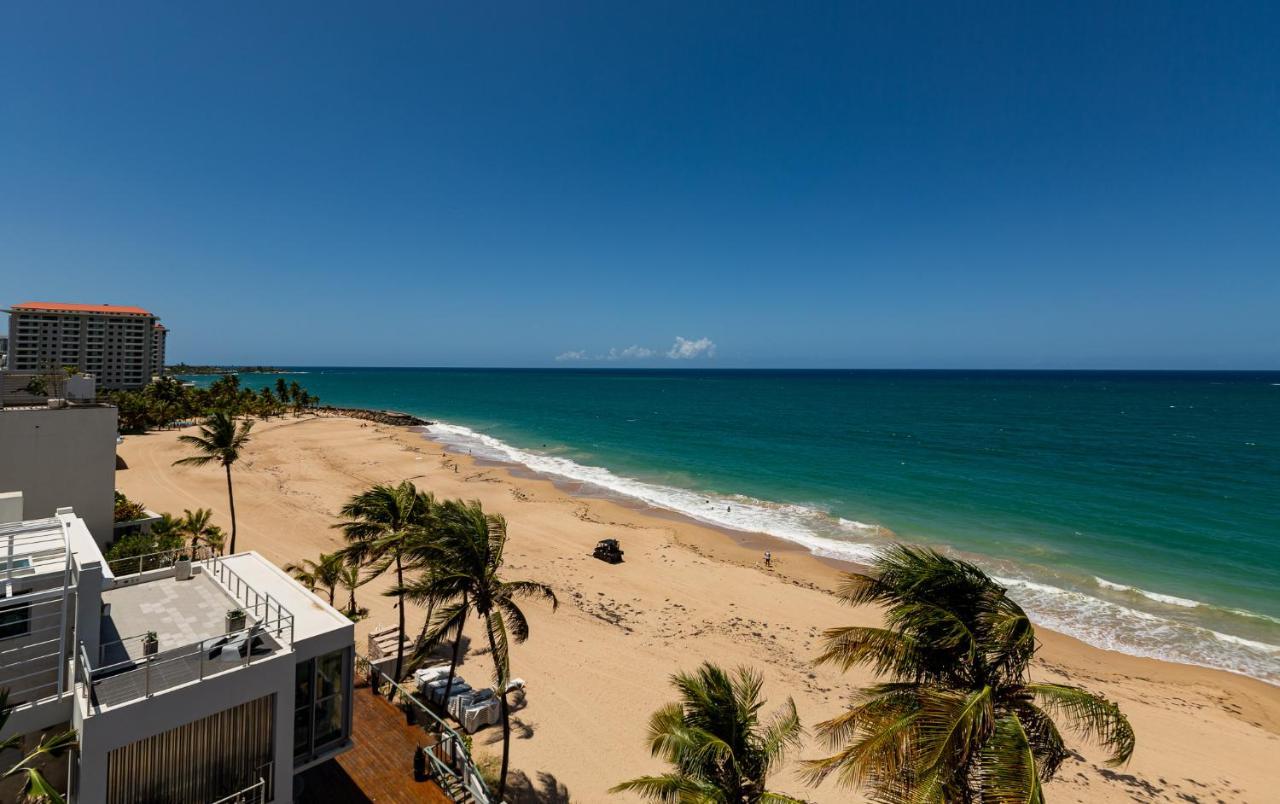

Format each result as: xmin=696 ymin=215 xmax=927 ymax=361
xmin=3 ymin=302 xmax=167 ymax=390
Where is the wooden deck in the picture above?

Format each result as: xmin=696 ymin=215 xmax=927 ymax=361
xmin=296 ymin=682 xmax=453 ymax=803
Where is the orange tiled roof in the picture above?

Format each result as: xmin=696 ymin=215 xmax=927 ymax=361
xmin=11 ymin=301 xmax=155 ymax=316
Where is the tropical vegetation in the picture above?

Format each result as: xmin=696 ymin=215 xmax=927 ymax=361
xmin=108 ymin=374 xmax=320 ymax=434
xmin=173 ymin=411 xmax=254 ymax=554
xmin=284 ymin=552 xmax=346 ymax=607
xmin=398 ymin=498 xmax=557 ymax=802
xmin=333 ymin=481 xmax=436 ymax=684
xmin=612 ymin=662 xmax=805 ymax=803
xmin=112 ymin=491 xmax=147 ymax=523
xmin=1 ymin=688 xmax=77 ymax=803
xmin=804 ymin=545 xmax=1135 ymax=803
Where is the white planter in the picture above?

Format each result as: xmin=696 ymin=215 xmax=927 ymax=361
xmin=175 ymin=558 xmax=193 ymax=581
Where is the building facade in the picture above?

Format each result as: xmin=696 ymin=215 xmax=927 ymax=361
xmin=0 ymin=402 xmax=117 ymax=546
xmin=151 ymin=323 xmax=167 ymax=376
xmin=4 ymin=302 xmax=165 ymax=391
xmin=0 ymin=505 xmax=355 ymax=803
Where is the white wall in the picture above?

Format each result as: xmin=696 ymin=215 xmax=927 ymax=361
xmin=0 ymin=406 xmax=117 ymax=546
xmin=74 ymin=652 xmax=296 ymax=804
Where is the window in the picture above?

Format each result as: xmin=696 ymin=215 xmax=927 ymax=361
xmin=293 ymin=649 xmax=349 ymax=762
xmin=0 ymin=593 xmax=32 ymax=640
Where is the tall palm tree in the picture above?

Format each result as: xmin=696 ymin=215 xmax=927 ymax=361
xmin=612 ymin=662 xmax=805 ymax=803
xmin=284 ymin=552 xmax=346 ymax=607
xmin=172 ymin=411 xmax=253 ymax=554
xmin=333 ymin=481 xmax=434 ymax=684
xmin=1 ymin=688 xmax=77 ymax=803
xmin=805 ymin=546 xmax=1135 ymax=803
xmin=398 ymin=499 xmax=556 ymax=801
xmin=180 ymin=507 xmax=224 ymax=556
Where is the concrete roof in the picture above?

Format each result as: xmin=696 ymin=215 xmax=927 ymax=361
xmin=219 ymin=552 xmax=353 ymax=642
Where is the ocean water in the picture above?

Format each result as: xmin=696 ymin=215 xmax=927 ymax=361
xmin=188 ymin=369 xmax=1280 ymax=683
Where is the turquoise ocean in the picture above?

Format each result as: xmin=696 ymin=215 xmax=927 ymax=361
xmin=187 ymin=369 xmax=1280 ymax=683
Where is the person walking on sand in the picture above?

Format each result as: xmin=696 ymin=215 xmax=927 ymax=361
xmin=764 ymin=551 xmax=772 ymax=568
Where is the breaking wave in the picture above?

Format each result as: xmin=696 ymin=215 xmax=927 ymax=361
xmin=424 ymin=421 xmax=1280 ymax=684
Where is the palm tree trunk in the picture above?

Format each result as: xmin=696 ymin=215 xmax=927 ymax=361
xmin=485 ymin=618 xmax=511 ymax=801
xmin=443 ymin=592 xmax=468 ymax=716
xmin=327 ymin=586 xmax=335 ymax=606
xmin=394 ymin=551 xmax=406 ymax=684
xmin=224 ymin=463 xmax=237 ymax=555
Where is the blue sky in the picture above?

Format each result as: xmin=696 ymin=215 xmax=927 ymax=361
xmin=2 ymin=2 xmax=1277 ymax=368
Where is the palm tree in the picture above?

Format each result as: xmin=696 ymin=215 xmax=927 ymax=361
xmin=284 ymin=552 xmax=346 ymax=607
xmin=180 ymin=507 xmax=224 ymax=556
xmin=398 ymin=499 xmax=556 ymax=801
xmin=804 ymin=545 xmax=1135 ymax=803
xmin=333 ymin=481 xmax=434 ymax=684
xmin=172 ymin=411 xmax=253 ymax=554
xmin=338 ymin=561 xmax=366 ymax=618
xmin=612 ymin=662 xmax=805 ymax=803
xmin=1 ymin=688 xmax=77 ymax=803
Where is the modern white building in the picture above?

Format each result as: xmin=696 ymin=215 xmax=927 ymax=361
xmin=0 ymin=502 xmax=355 ymax=803
xmin=0 ymin=401 xmax=118 ymax=547
xmin=4 ymin=302 xmax=166 ymax=391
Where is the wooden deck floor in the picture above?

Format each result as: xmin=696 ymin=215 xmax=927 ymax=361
xmin=296 ymin=682 xmax=453 ymax=803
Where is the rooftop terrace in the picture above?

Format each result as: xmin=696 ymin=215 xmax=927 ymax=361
xmin=82 ymin=556 xmax=295 ymax=710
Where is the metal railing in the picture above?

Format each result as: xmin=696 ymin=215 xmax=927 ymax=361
xmin=105 ymin=545 xmax=214 ymax=579
xmin=209 ymin=775 xmax=267 ymax=804
xmin=80 ymin=557 xmax=296 ymax=707
xmin=205 ymin=556 xmax=295 ymax=647
xmin=357 ymin=654 xmax=495 ymax=804
xmin=80 ymin=618 xmax=289 ymax=707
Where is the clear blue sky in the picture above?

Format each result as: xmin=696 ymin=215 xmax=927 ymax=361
xmin=3 ymin=2 xmax=1277 ymax=368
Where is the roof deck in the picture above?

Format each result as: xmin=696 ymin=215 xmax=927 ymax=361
xmin=100 ymin=571 xmax=249 ymax=663
xmin=82 ymin=556 xmax=295 ymax=710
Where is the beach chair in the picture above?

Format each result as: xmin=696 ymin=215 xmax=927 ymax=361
xmin=462 ymin=698 xmax=502 ymax=733
xmin=412 ymin=664 xmax=451 ymax=690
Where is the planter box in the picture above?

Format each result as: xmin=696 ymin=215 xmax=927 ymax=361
xmin=175 ymin=559 xmax=193 ymax=581
xmin=143 ymin=637 xmax=159 ymax=656
xmin=225 ymin=611 xmax=247 ymax=633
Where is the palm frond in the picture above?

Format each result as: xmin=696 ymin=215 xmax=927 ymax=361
xmin=1027 ymin=683 xmax=1134 ymax=766
xmin=977 ymin=714 xmax=1045 ymax=804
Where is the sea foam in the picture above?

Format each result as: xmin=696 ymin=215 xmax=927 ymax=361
xmin=424 ymin=421 xmax=1280 ymax=684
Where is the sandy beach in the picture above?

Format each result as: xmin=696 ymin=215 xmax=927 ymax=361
xmin=115 ymin=415 xmax=1280 ymax=803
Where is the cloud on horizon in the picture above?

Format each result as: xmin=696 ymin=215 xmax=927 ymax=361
xmin=667 ymin=336 xmax=717 ymax=359
xmin=554 ymin=337 xmax=716 ymax=362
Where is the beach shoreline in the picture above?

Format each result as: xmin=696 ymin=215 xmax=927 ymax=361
xmin=116 ymin=414 xmax=1280 ymax=802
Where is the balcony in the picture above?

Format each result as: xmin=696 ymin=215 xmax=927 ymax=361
xmin=79 ymin=555 xmax=295 ymax=710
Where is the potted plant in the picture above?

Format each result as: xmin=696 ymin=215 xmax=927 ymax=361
xmin=225 ymin=608 xmax=247 ymax=634
xmin=175 ymin=552 xmax=192 ymax=581
xmin=142 ymin=631 xmax=159 ymax=656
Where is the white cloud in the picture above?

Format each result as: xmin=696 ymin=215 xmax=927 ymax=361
xmin=608 ymin=345 xmax=654 ymax=360
xmin=556 ymin=338 xmax=716 ymax=362
xmin=667 ymin=336 xmax=717 ymax=360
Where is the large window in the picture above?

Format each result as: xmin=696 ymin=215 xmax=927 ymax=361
xmin=293 ymin=649 xmax=349 ymax=762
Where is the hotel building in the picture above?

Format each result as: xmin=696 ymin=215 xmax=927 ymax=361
xmin=3 ymin=302 xmax=167 ymax=391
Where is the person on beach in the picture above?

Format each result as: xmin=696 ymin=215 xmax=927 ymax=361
xmin=764 ymin=551 xmax=772 ymax=568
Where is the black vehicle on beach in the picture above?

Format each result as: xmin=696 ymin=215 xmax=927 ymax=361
xmin=592 ymin=539 xmax=624 ymax=564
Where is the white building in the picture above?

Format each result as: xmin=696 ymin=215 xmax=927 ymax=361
xmin=0 ymin=502 xmax=354 ymax=803
xmin=0 ymin=401 xmax=118 ymax=547
xmin=4 ymin=302 xmax=166 ymax=391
